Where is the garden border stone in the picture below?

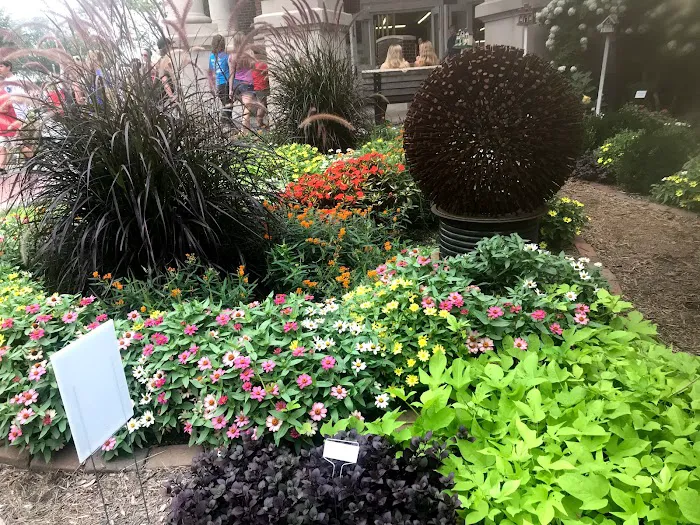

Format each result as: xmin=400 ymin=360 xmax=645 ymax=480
xmin=574 ymin=236 xmax=623 ymax=295
xmin=144 ymin=445 xmax=203 ymax=469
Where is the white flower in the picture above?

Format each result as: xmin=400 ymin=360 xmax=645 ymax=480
xmin=351 ymin=359 xmax=367 ymax=373
xmin=237 ymin=334 xmax=252 ymax=345
xmin=223 ymin=350 xmax=239 ymax=367
xmin=523 ymin=243 xmax=539 ymax=251
xmin=266 ymin=415 xmax=283 ymax=432
xmin=579 ymin=271 xmax=591 ymax=281
xmin=557 ymin=65 xmax=566 ymax=72
xmin=132 ymin=365 xmax=145 ymax=379
xmin=375 ymin=393 xmax=389 ymax=409
xmin=118 ymin=338 xmax=131 ymax=350
xmin=313 ymin=317 xmax=325 ymax=326
xmin=570 ymin=66 xmax=577 ymax=72
xmin=140 ymin=411 xmax=154 ymax=428
xmin=140 ymin=393 xmax=152 ymax=405
xmin=565 ymin=291 xmax=578 ymax=301
xmin=203 ymin=394 xmax=217 ymax=411
xmin=536 ymin=289 xmax=547 ymax=297
xmin=138 ymin=355 xmax=148 ymax=365
xmin=554 ymin=6 xmax=563 ymax=15
xmin=539 ymin=249 xmax=551 ymax=256
xmin=45 ymin=295 xmax=62 ymax=307
xmin=578 ymin=23 xmax=587 ymax=31
xmin=301 ymin=319 xmax=318 ymax=331
xmin=333 ymin=320 xmax=347 ymax=333
xmin=231 ymin=309 xmax=245 ymax=319
xmin=209 ymin=330 xmax=220 ymax=339
xmin=594 ymin=262 xmax=603 ymax=268
xmin=126 ymin=311 xmax=140 ymax=321
xmin=126 ymin=418 xmax=140 ymax=433
xmin=523 ymin=279 xmax=538 ymax=289
xmin=568 ymin=7 xmax=576 ymax=16
xmin=348 ymin=322 xmax=363 ymax=335
xmin=313 ymin=336 xmax=327 ymax=351
xmin=571 ymin=262 xmax=585 ymax=271
xmin=304 ymin=306 xmax=317 ymax=316
xmin=578 ymin=257 xmax=590 ymax=263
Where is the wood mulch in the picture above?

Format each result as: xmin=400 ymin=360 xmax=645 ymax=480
xmin=562 ymin=179 xmax=700 ymax=355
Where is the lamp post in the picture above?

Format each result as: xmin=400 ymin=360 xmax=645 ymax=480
xmin=596 ymin=15 xmax=617 ymax=116
xmin=517 ymin=3 xmax=537 ymax=55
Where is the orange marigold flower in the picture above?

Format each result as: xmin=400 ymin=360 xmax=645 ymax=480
xmin=238 ymin=265 xmax=246 ymax=277
xmin=140 ymin=306 xmax=147 ymax=313
xmin=92 ymin=271 xmax=99 ymax=278
xmin=328 ymin=260 xmax=336 ymax=267
xmin=103 ymin=273 xmax=112 ymax=280
xmin=295 ymin=287 xmax=303 ymax=295
xmin=367 ymin=270 xmax=378 ymax=278
xmin=384 ymin=241 xmax=392 ymax=251
xmin=114 ymin=299 xmax=124 ymax=306
xmin=113 ymin=281 xmax=124 ymax=290
xmin=171 ymin=288 xmax=182 ymax=298
xmin=338 ymin=227 xmax=346 ymax=240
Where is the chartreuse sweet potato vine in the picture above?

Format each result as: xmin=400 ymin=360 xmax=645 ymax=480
xmin=328 ymin=314 xmax=700 ymax=524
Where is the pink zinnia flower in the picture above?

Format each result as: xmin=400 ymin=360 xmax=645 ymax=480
xmin=330 ymin=385 xmax=348 ymax=400
xmin=575 ymin=303 xmax=590 ymax=314
xmin=320 ymin=356 xmax=336 ymax=370
xmin=1 ymin=318 xmax=14 ymax=329
xmin=574 ymin=313 xmax=589 ymax=325
xmin=549 ymin=323 xmax=563 ymax=336
xmin=80 ymin=296 xmax=97 ymax=307
xmin=376 ymin=264 xmax=387 ymax=275
xmin=25 ymin=304 xmax=41 ymax=314
xmin=448 ymin=292 xmax=464 ymax=307
xmin=184 ymin=324 xmax=198 ymax=336
xmin=210 ymin=369 xmax=225 ymax=383
xmin=8 ymin=424 xmax=22 ymax=442
xmin=86 ymin=321 xmax=100 ymax=331
xmin=510 ymin=305 xmax=522 ymax=314
xmin=17 ymin=408 xmax=34 ymax=425
xmin=275 ymin=401 xmax=287 ymax=411
xmin=304 ymin=294 xmax=314 ymax=301
xmin=151 ymin=332 xmax=169 ymax=346
xmin=227 ymin=425 xmax=241 ymax=439
xmin=417 ymin=255 xmax=431 ymax=266
xmin=530 ymin=310 xmax=547 ymax=321
xmin=289 ymin=428 xmax=300 ymax=439
xmin=211 ymin=415 xmax=228 ymax=430
xmin=21 ymin=389 xmax=38 ymax=406
xmin=216 ymin=313 xmax=230 ymax=326
xmin=36 ymin=314 xmax=52 ymax=323
xmin=233 ymin=355 xmax=251 ymax=370
xmin=242 ymin=381 xmax=252 ymax=391
xmin=309 ymin=402 xmax=327 ymax=421
xmin=296 ymin=374 xmax=312 ymax=389
xmin=439 ymin=299 xmax=454 ymax=311
xmin=460 ymin=308 xmax=470 ymax=315
xmin=267 ymin=383 xmax=280 ymax=396
xmin=513 ymin=338 xmax=528 ymax=351
xmin=62 ymin=311 xmax=78 ymax=324
xmin=101 ymin=437 xmax=117 ymax=451
xmin=239 ymin=368 xmax=254 ymax=381
xmin=235 ymin=413 xmax=250 ymax=428
xmin=154 ymin=377 xmax=166 ymax=389
xmin=397 ymin=260 xmax=408 ymax=267
xmin=95 ymin=313 xmax=109 ymax=322
xmin=421 ymin=297 xmax=435 ymax=309
xmin=28 ymin=365 xmax=46 ymax=381
xmin=184 ymin=422 xmax=193 ymax=434
xmin=273 ymin=347 xmax=282 ymax=355
xmin=178 ymin=351 xmax=190 ymax=364
xmin=126 ymin=309 xmax=139 ymax=320
xmin=266 ymin=415 xmax=282 ymax=432
xmin=232 ymin=323 xmax=243 ymax=331
xmin=283 ymin=321 xmax=298 ymax=333
xmin=157 ymin=392 xmax=167 ymax=404
xmin=274 ymin=294 xmax=287 ymax=305
xmin=280 ymin=307 xmax=293 ymax=316
xmin=42 ymin=413 xmax=53 ymax=425
xmin=487 ymin=306 xmax=504 ymax=320
xmin=197 ymin=356 xmax=212 ymax=370
xmin=142 ymin=344 xmax=154 ymax=357
xmin=478 ymin=338 xmax=495 ymax=352
xmin=261 ymin=360 xmax=276 ymax=373
xmin=132 ymin=331 xmax=143 ymax=340
xmin=250 ymin=386 xmax=266 ymax=401
xmin=292 ymin=346 xmax=306 ymax=357
xmin=218 ymin=395 xmax=228 ymax=405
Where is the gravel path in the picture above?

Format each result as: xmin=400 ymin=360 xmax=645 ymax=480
xmin=562 ymin=179 xmax=700 ymax=354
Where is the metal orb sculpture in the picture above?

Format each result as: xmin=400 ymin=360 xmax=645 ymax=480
xmin=404 ymin=45 xmax=584 ymax=219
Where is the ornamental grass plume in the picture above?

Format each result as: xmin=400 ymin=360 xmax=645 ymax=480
xmin=404 ymin=45 xmax=584 ymax=217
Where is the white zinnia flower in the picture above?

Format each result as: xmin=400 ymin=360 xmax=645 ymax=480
xmin=140 ymin=411 xmax=154 ymax=428
xmin=374 ymin=393 xmax=389 ymax=409
xmin=579 ymin=271 xmax=591 ymax=281
xmin=351 ymin=359 xmax=367 ymax=372
xmin=565 ymin=291 xmax=578 ymax=301
xmin=126 ymin=418 xmax=140 ymax=433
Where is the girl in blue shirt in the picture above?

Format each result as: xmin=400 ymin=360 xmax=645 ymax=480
xmin=208 ymin=35 xmax=231 ymax=123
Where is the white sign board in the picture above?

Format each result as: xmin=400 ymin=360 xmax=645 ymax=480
xmin=50 ymin=320 xmax=133 ymax=463
xmin=323 ymin=439 xmax=360 ymax=464
xmin=635 ymin=90 xmax=648 ymax=99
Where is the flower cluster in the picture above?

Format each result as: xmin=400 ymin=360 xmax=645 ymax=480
xmin=275 ymin=143 xmax=331 ymax=181
xmin=539 ymin=196 xmax=589 ymax=250
xmin=651 ymin=155 xmax=700 ymax=212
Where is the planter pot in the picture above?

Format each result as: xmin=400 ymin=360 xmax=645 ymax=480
xmin=432 ymin=205 xmax=546 ymax=257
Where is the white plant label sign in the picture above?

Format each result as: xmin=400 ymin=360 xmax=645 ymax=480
xmin=635 ymin=90 xmax=648 ymax=99
xmin=323 ymin=439 xmax=360 ymax=464
xmin=50 ymin=320 xmax=133 ymax=463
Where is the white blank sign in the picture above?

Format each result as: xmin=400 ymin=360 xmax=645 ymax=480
xmin=50 ymin=320 xmax=133 ymax=463
xmin=323 ymin=439 xmax=360 ymax=464
xmin=635 ymin=90 xmax=648 ymax=99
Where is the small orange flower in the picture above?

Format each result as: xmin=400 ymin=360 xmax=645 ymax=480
xmin=243 ymin=276 xmax=249 ymax=284
xmin=264 ymin=233 xmax=272 ymax=240
xmin=113 ymin=281 xmax=123 ymax=290
xmin=92 ymin=271 xmax=99 ymax=278
xmin=338 ymin=227 xmax=346 ymax=240
xmin=171 ymin=288 xmax=182 ymax=298
xmin=367 ymin=269 xmax=378 ymax=279
xmin=103 ymin=273 xmax=112 ymax=280
xmin=238 ymin=265 xmax=246 ymax=277
xmin=140 ymin=306 xmax=147 ymax=313
xmin=167 ymin=267 xmax=176 ymax=273
xmin=114 ymin=299 xmax=124 ymax=306
xmin=384 ymin=241 xmax=392 ymax=251
xmin=295 ymin=287 xmax=303 ymax=295
xmin=328 ymin=259 xmax=336 ymax=267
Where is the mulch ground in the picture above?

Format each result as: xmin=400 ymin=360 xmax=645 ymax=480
xmin=0 ymin=465 xmax=186 ymax=524
xmin=562 ymin=179 xmax=700 ymax=355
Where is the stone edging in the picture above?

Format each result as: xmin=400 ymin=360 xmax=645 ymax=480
xmin=574 ymin=236 xmax=623 ymax=295
xmin=0 ymin=443 xmax=203 ymax=472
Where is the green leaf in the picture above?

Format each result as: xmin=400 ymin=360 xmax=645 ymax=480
xmin=429 ymin=352 xmax=447 ymax=380
xmin=674 ymin=488 xmax=700 ymax=523
xmin=515 ymin=417 xmax=543 ymax=449
xmin=557 ymin=473 xmax=609 ymax=510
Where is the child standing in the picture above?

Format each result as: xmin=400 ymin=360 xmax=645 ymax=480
xmin=252 ymin=56 xmax=269 ymax=129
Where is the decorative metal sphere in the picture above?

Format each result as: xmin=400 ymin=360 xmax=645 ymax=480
xmin=404 ymin=45 xmax=584 ymax=217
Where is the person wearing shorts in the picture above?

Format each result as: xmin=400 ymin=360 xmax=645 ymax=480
xmin=252 ymin=59 xmax=269 ymax=129
xmin=208 ymin=35 xmax=231 ymax=123
xmin=228 ymin=33 xmax=255 ymax=130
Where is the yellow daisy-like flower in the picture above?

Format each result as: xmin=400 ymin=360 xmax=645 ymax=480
xmin=133 ymin=322 xmax=144 ymax=331
xmin=417 ymin=335 xmax=428 ymax=348
xmin=576 ymin=229 xmax=582 ymax=235
xmin=424 ymin=307 xmax=437 ymax=316
xmin=433 ymin=344 xmax=445 ymax=355
xmin=290 ymin=340 xmax=300 ymax=350
xmin=563 ymin=217 xmax=572 ymax=223
xmin=406 ymin=375 xmax=419 ymax=387
xmin=548 ymin=210 xmax=558 ymax=217
xmin=676 ymin=190 xmax=684 ymax=197
xmin=7 ymin=273 xmax=18 ymax=280
xmin=409 ymin=303 xmax=420 ymax=312
xmin=417 ymin=350 xmax=430 ymax=362
xmin=393 ymin=342 xmax=403 ymax=355
xmin=574 ymin=200 xmax=584 ymax=207
xmin=360 ymin=301 xmax=372 ymax=310
xmin=150 ymin=310 xmax=164 ymax=319
xmin=394 ymin=368 xmax=403 ymax=376
xmin=406 ymin=358 xmax=416 ymax=367
xmin=560 ymin=197 xmax=571 ymax=203
xmin=438 ymin=310 xmax=450 ymax=319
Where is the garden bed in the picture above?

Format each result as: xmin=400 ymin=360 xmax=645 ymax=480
xmin=563 ymin=179 xmax=700 ymax=354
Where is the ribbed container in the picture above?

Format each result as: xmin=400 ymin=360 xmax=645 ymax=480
xmin=433 ymin=205 xmax=546 ymax=257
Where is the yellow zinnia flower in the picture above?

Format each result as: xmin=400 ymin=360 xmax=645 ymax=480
xmin=406 ymin=358 xmax=416 ymax=367
xmin=409 ymin=303 xmax=420 ymax=313
xmin=417 ymin=350 xmax=430 ymax=362
xmin=406 ymin=375 xmax=419 ymax=387
xmin=394 ymin=368 xmax=403 ymax=376
xmin=393 ymin=342 xmax=403 ymax=355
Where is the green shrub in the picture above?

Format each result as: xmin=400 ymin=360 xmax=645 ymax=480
xmin=651 ymin=155 xmax=700 ymax=212
xmin=274 ymin=143 xmax=330 ymax=181
xmin=599 ymin=125 xmax=698 ymax=194
xmin=540 ymin=196 xmax=589 ymax=251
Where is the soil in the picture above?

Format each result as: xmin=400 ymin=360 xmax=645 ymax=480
xmin=0 ymin=465 xmax=187 ymax=524
xmin=562 ymin=179 xmax=700 ymax=355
